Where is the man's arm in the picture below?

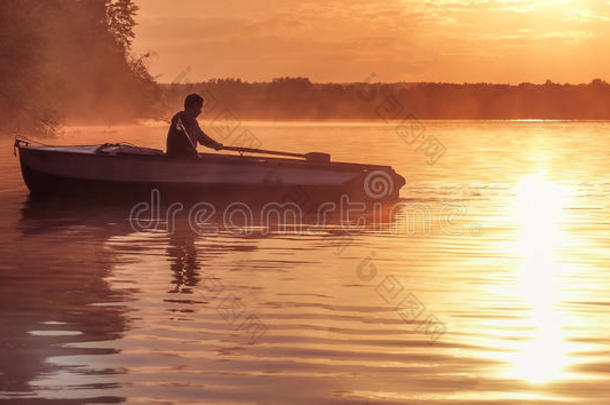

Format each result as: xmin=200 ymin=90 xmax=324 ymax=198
xmin=193 ymin=121 xmax=223 ymax=150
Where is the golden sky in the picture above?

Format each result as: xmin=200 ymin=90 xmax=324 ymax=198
xmin=133 ymin=0 xmax=610 ymax=83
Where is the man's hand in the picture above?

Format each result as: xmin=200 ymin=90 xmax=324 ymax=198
xmin=213 ymin=142 xmax=224 ymax=151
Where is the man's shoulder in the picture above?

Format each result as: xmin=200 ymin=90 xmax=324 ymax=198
xmin=171 ymin=111 xmax=185 ymax=122
xmin=173 ymin=111 xmax=198 ymax=125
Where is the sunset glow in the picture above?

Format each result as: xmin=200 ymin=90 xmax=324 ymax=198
xmin=5 ymin=1 xmax=610 ymax=403
xmin=134 ymin=0 xmax=610 ymax=83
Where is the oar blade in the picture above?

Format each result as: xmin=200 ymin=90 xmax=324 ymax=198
xmin=305 ymin=152 xmax=331 ymax=163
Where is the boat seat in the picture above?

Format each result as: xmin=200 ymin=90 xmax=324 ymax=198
xmin=95 ymin=143 xmax=164 ymax=156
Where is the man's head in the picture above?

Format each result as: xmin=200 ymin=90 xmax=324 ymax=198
xmin=184 ymin=93 xmax=204 ymax=118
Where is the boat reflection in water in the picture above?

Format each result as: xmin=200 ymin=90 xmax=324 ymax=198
xmin=5 ymin=192 xmax=411 ymax=402
xmin=167 ymin=224 xmax=201 ymax=294
xmin=1 ymin=197 xmax=132 ymax=402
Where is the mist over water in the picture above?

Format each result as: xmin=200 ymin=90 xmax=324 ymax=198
xmin=2 ymin=121 xmax=610 ymax=403
xmin=0 ymin=0 xmax=157 ymax=136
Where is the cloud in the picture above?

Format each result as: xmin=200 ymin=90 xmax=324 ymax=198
xmin=134 ymin=0 xmax=610 ymax=83
xmin=412 ymin=0 xmax=534 ymax=13
xmin=564 ymin=8 xmax=610 ymax=23
xmin=454 ymin=29 xmax=593 ymax=44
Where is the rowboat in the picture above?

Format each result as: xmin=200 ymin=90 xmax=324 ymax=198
xmin=14 ymin=137 xmax=405 ymax=206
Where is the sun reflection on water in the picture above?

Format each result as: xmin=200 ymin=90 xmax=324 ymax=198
xmin=506 ymin=172 xmax=573 ymax=383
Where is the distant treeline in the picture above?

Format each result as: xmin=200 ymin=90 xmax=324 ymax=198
xmin=163 ymin=77 xmax=610 ymax=121
xmin=2 ymin=1 xmax=609 ymax=138
xmin=0 ymin=0 xmax=158 ymax=135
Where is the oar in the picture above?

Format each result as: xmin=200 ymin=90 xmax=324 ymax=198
xmin=221 ymin=146 xmax=330 ymax=163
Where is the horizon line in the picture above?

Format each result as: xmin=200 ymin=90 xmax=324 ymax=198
xmin=159 ymin=78 xmax=608 ymax=86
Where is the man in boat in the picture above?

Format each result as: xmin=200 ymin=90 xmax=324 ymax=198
xmin=166 ymin=93 xmax=224 ymax=158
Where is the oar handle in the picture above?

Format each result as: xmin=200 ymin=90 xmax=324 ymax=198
xmin=221 ymin=145 xmax=306 ymax=159
xmin=221 ymin=146 xmax=331 ymax=163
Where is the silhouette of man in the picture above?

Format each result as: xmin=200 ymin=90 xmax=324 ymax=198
xmin=166 ymin=93 xmax=223 ymax=158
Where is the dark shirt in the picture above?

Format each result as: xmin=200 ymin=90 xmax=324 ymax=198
xmin=166 ymin=111 xmax=219 ymax=158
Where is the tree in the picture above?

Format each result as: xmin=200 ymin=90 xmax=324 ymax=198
xmin=0 ymin=0 xmax=157 ymax=135
xmin=105 ymin=0 xmax=138 ymax=51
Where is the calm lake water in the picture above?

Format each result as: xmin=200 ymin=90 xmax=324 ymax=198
xmin=2 ymin=120 xmax=610 ymax=404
